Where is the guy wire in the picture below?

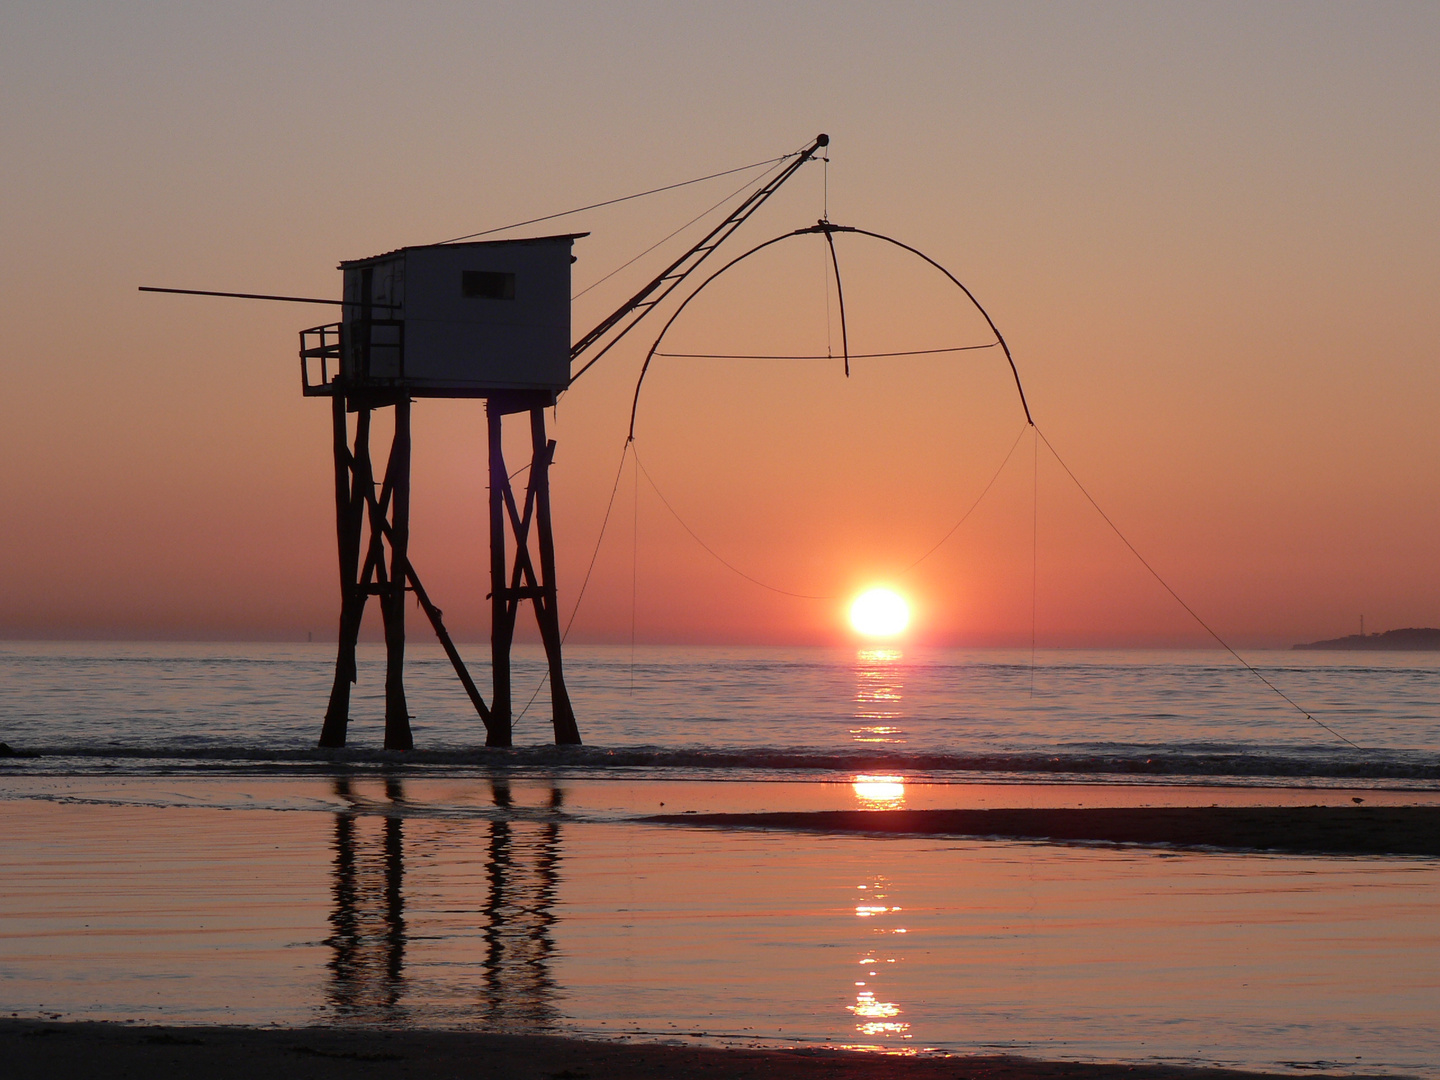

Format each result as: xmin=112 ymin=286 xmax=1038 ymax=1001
xmin=573 ymin=160 xmax=787 ymax=302
xmin=633 ymin=424 xmax=1029 ymax=600
xmin=631 ymin=448 xmax=639 ymax=693
xmin=565 ymin=437 xmax=633 ymax=642
xmin=822 ymin=146 xmax=830 ymax=221
xmin=438 ymin=154 xmax=792 ymax=245
xmin=902 ymin=422 xmax=1029 ymax=572
xmin=633 ymin=446 xmax=836 ymax=600
xmin=1034 ymin=424 xmax=1360 ymax=750
xmin=1030 ymin=426 xmax=1038 ymax=697
xmin=515 ymin=436 xmax=633 ymax=723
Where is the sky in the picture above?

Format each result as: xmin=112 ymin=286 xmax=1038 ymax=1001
xmin=1 ymin=1 xmax=1437 ymax=648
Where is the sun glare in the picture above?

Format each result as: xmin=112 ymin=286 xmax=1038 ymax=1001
xmin=853 ymin=775 xmax=906 ymax=807
xmin=849 ymin=588 xmax=909 ymax=637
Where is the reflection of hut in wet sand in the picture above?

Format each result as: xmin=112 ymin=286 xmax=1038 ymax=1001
xmin=324 ymin=776 xmax=564 ymax=1028
xmin=326 ymin=777 xmax=408 ymax=1021
xmin=480 ymin=779 xmax=563 ymax=1028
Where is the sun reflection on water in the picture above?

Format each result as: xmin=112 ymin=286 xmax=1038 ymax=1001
xmin=851 ymin=648 xmax=905 ymax=745
xmin=845 ymin=874 xmax=912 ymax=1046
xmin=848 ymin=990 xmax=901 ymax=1018
xmin=852 ymin=775 xmax=905 ymax=808
xmin=857 ymin=647 xmax=902 ymax=664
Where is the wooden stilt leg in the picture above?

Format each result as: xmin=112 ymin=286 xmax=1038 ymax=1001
xmin=320 ymin=390 xmax=515 ymax=752
xmin=321 ymin=400 xmax=369 ymax=748
xmin=487 ymin=403 xmax=514 ymax=747
xmin=382 ymin=398 xmax=413 ymax=751
xmin=529 ymin=408 xmax=581 ymax=745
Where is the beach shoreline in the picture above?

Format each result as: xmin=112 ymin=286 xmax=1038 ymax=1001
xmin=647 ymin=805 xmax=1440 ymax=857
xmin=0 ymin=1021 xmax=1405 ymax=1080
xmin=4 ymin=784 xmax=1436 ymax=1070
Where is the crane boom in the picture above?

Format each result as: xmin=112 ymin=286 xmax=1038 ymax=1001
xmin=568 ymin=133 xmax=828 ymax=383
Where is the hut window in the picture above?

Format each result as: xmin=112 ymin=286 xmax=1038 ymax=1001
xmin=462 ymin=271 xmax=515 ymax=300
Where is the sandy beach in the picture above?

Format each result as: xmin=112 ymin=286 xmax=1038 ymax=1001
xmin=3 ymin=778 xmax=1436 ymax=1072
xmin=648 ymin=805 xmax=1440 ymax=857
xmin=0 ymin=1021 xmax=1400 ymax=1080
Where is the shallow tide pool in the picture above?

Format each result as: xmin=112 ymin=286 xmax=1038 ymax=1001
xmin=1 ymin=776 xmax=1436 ymax=1076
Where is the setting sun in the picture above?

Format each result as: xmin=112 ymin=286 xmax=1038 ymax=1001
xmin=849 ymin=588 xmax=910 ymax=637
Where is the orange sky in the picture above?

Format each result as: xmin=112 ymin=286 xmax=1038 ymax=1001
xmin=2 ymin=3 xmax=1437 ymax=647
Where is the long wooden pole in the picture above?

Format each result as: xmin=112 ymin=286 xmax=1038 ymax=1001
xmin=530 ymin=407 xmax=581 ymax=744
xmin=486 ymin=403 xmax=513 ymax=746
xmin=320 ymin=400 xmax=369 ymax=747
xmin=382 ymin=398 xmax=413 ymax=751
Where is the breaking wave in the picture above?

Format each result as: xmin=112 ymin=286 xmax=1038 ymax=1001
xmin=4 ymin=742 xmax=1437 ymax=784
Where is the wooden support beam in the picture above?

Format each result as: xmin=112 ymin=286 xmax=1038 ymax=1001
xmin=355 ymin=484 xmax=498 ymax=738
xmin=405 ymin=564 xmax=496 ymax=732
xmin=529 ymin=407 xmax=581 ymax=745
xmin=320 ymin=390 xmax=578 ymax=750
xmin=320 ymin=402 xmax=371 ymax=748
xmin=487 ymin=403 xmax=514 ymax=747
xmin=382 ymin=398 xmax=413 ymax=751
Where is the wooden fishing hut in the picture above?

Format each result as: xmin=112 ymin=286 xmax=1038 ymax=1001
xmin=300 ymin=234 xmax=584 ymax=751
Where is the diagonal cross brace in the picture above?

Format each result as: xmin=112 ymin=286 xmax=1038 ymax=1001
xmin=498 ymin=439 xmax=557 ymax=619
xmin=358 ymin=483 xmax=497 ymax=733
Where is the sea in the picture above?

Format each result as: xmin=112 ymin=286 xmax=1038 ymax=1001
xmin=2 ymin=642 xmax=1438 ymax=1075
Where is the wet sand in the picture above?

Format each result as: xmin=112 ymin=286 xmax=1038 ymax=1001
xmin=0 ymin=1021 xmax=1392 ymax=1080
xmin=5 ymin=790 xmax=1436 ymax=1070
xmin=648 ymin=805 xmax=1440 ymax=856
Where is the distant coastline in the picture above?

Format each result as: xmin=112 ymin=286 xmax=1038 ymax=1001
xmin=1293 ymin=627 xmax=1440 ymax=651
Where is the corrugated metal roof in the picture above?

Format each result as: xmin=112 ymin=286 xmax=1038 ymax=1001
xmin=339 ymin=233 xmax=589 ymax=269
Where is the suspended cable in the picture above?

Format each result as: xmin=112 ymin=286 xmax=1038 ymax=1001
xmin=656 ymin=343 xmax=999 ymax=360
xmin=436 ymin=154 xmax=794 ymax=245
xmin=822 ymin=146 xmax=830 ymax=221
xmin=1030 ymin=426 xmax=1039 ymax=697
xmin=633 ymin=425 xmax=1026 ymax=601
xmin=603 ymin=211 xmax=1343 ymax=751
xmin=515 ymin=437 xmax=633 ymax=723
xmin=901 ymin=423 xmax=1029 ymax=573
xmin=630 ymin=449 xmax=639 ymax=693
xmin=572 ymin=161 xmax=786 ymax=301
xmin=620 ymin=223 xmax=1035 ymax=596
xmin=1034 ymin=424 xmax=1361 ymax=750
xmin=568 ymin=135 xmax=827 ymax=386
xmin=564 ymin=438 xmax=633 ymax=642
xmin=633 ymin=446 xmax=837 ymax=600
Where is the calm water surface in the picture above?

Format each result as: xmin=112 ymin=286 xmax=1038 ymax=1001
xmin=1 ymin=643 xmax=1437 ymax=1074
xmin=1 ymin=641 xmax=1437 ymax=782
xmin=1 ymin=777 xmax=1436 ymax=1076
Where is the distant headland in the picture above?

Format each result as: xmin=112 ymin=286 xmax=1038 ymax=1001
xmin=1293 ymin=627 xmax=1440 ymax=651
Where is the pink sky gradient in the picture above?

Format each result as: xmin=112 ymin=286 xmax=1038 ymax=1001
xmin=2 ymin=3 xmax=1437 ymax=647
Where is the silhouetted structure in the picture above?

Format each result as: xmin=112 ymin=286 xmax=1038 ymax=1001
xmin=324 ymin=777 xmax=567 ymax=1027
xmin=480 ymin=779 xmax=564 ymax=1027
xmin=299 ymin=138 xmax=829 ymax=749
xmin=303 ymin=236 xmax=583 ymax=749
xmin=143 ymin=134 xmax=830 ymax=749
xmin=326 ymin=777 xmax=408 ymax=1021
